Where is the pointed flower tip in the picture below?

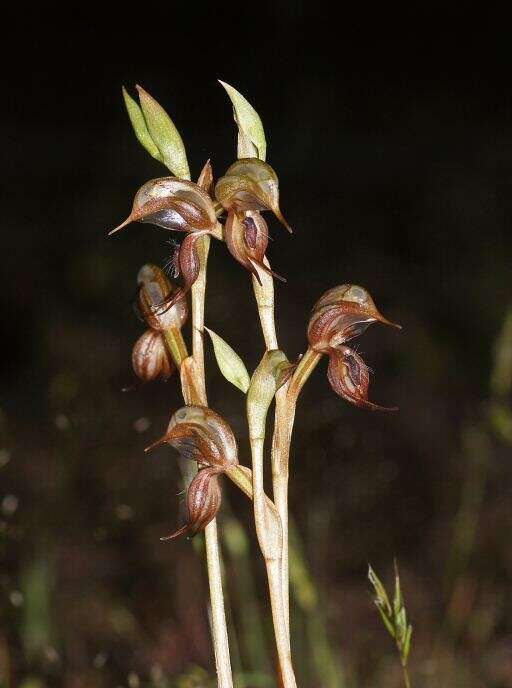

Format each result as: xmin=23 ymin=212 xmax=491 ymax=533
xmin=160 ymin=525 xmax=189 ymax=541
xmin=276 ymin=209 xmax=293 ymax=233
xmin=108 ymin=216 xmax=132 ymax=236
xmin=379 ymin=315 xmax=402 ymax=331
xmin=369 ymin=403 xmax=399 ymax=412
xmin=144 ymin=436 xmax=167 ymax=453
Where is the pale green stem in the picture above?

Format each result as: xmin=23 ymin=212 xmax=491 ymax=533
xmin=251 ymin=268 xmax=322 ymax=640
xmin=251 ymin=267 xmax=292 ymax=635
xmin=249 ymin=430 xmax=297 ymax=688
xmin=191 ymin=234 xmax=233 ymax=688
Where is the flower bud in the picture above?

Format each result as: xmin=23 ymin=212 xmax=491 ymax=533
xmin=215 ymin=158 xmax=292 ymax=232
xmin=224 ymin=210 xmax=285 ymax=284
xmin=132 ymin=329 xmax=175 ymax=382
xmin=308 ymin=284 xmax=400 ymax=352
xmin=161 ymin=466 xmax=222 ymax=541
xmin=327 ymin=345 xmax=397 ymax=411
xmin=110 ymin=177 xmax=217 ymax=236
xmin=136 ymin=264 xmax=188 ymax=330
xmin=146 ymin=405 xmax=239 ymax=469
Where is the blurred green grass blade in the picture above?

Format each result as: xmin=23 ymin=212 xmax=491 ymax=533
xmin=20 ymin=557 xmax=55 ymax=662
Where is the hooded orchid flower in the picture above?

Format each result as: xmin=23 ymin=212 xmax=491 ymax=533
xmin=215 ymin=159 xmax=291 ymax=232
xmin=145 ymin=405 xmax=239 ymax=470
xmin=146 ymin=405 xmax=238 ymax=541
xmin=307 ymin=284 xmax=400 ymax=410
xmin=110 ymin=163 xmax=218 ymax=308
xmin=215 ymin=158 xmax=290 ymax=281
xmin=110 ymin=177 xmax=217 ymax=236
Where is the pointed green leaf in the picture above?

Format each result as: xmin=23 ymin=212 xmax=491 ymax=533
xmin=219 ymin=81 xmax=267 ymax=161
xmin=122 ymin=87 xmax=163 ymax=162
xmin=247 ymin=350 xmax=289 ymax=441
xmin=205 ymin=327 xmax=250 ymax=393
xmin=136 ymin=85 xmax=191 ymax=179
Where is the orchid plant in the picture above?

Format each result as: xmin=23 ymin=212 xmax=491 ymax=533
xmin=110 ymin=82 xmax=401 ymax=688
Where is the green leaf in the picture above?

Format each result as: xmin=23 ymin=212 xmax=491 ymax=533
xmin=136 ymin=85 xmax=191 ymax=179
xmin=247 ymin=350 xmax=289 ymax=441
xmin=219 ymin=81 xmax=267 ymax=161
xmin=122 ymin=86 xmax=163 ymax=162
xmin=205 ymin=327 xmax=250 ymax=393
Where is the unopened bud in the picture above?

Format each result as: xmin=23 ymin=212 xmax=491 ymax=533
xmin=132 ymin=330 xmax=174 ymax=382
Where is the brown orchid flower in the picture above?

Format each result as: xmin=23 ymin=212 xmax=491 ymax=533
xmin=161 ymin=466 xmax=222 ymax=541
xmin=109 ymin=177 xmax=217 ymax=235
xmin=136 ymin=264 xmax=188 ymax=330
xmin=111 ymin=163 xmax=218 ymax=308
xmin=308 ymin=284 xmax=400 ymax=411
xmin=307 ymin=284 xmax=401 ymax=353
xmin=215 ymin=158 xmax=292 ymax=232
xmin=132 ymin=329 xmax=175 ymax=382
xmin=145 ymin=405 xmax=239 ymax=470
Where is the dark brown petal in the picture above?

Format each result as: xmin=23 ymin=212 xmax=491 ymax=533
xmin=327 ymin=346 xmax=398 ymax=411
xmin=224 ymin=210 xmax=286 ymax=284
xmin=161 ymin=467 xmax=222 ymax=541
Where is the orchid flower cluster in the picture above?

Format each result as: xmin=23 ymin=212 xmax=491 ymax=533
xmin=111 ymin=82 xmax=400 ymax=688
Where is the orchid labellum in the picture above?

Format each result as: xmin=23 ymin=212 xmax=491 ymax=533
xmin=161 ymin=466 xmax=222 ymax=541
xmin=307 ymin=284 xmax=400 ymax=410
xmin=224 ymin=210 xmax=285 ymax=284
xmin=327 ymin=345 xmax=398 ymax=411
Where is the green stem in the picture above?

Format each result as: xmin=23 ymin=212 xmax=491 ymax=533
xmin=191 ymin=234 xmax=233 ymax=688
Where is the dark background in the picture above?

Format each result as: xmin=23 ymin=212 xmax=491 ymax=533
xmin=1 ymin=6 xmax=512 ymax=687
